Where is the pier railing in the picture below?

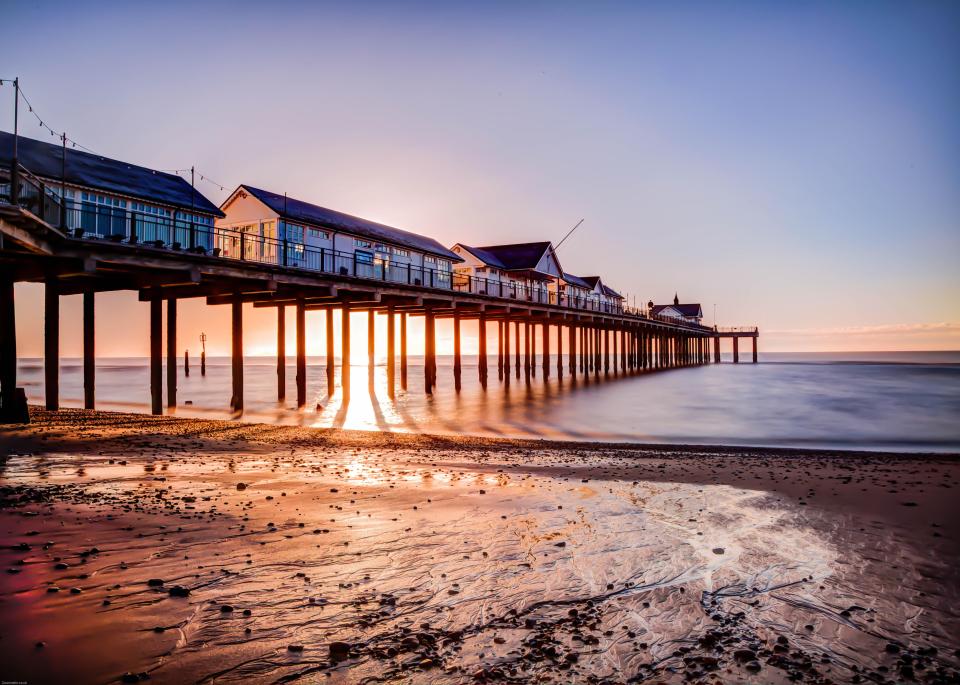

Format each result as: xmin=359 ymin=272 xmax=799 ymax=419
xmin=2 ymin=168 xmax=716 ymax=333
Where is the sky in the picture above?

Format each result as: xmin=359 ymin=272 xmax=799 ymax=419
xmin=3 ymin=0 xmax=959 ymax=356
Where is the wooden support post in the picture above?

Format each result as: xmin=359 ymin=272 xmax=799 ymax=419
xmin=325 ymin=306 xmax=334 ymax=396
xmin=367 ymin=310 xmax=375 ymax=376
xmin=149 ymin=295 xmax=161 ymax=415
xmin=400 ymin=312 xmax=408 ymax=390
xmin=523 ymin=321 xmax=530 ymax=374
xmin=387 ymin=305 xmax=396 ymax=397
xmin=604 ymin=328 xmax=610 ymax=374
xmin=0 ymin=278 xmax=26 ymax=423
xmin=557 ymin=322 xmax=563 ymax=377
xmin=752 ymin=336 xmax=758 ymax=363
xmin=530 ymin=321 xmax=536 ymax=378
xmin=514 ymin=320 xmax=520 ymax=378
xmin=542 ymin=321 xmax=549 ymax=379
xmin=230 ymin=299 xmax=243 ymax=412
xmin=424 ymin=307 xmax=435 ymax=394
xmin=277 ymin=305 xmax=286 ymax=402
xmin=714 ymin=336 xmax=720 ymax=363
xmin=478 ymin=311 xmax=487 ymax=389
xmin=341 ymin=308 xmax=351 ymax=396
xmin=503 ymin=316 xmax=510 ymax=385
xmin=497 ymin=320 xmax=503 ymax=380
xmin=296 ymin=298 xmax=307 ymax=406
xmin=83 ymin=291 xmax=95 ymax=409
xmin=568 ymin=323 xmax=576 ymax=376
xmin=453 ymin=311 xmax=462 ymax=391
xmin=44 ymin=279 xmax=59 ymax=411
xmin=733 ymin=337 xmax=739 ymax=363
xmin=166 ymin=298 xmax=177 ymax=408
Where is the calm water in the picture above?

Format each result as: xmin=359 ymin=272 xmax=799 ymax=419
xmin=15 ymin=351 xmax=960 ymax=452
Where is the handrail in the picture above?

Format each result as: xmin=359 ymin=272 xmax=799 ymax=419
xmin=1 ymin=163 xmax=721 ymax=333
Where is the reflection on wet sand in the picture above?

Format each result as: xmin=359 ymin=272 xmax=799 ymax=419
xmin=1 ymin=411 xmax=957 ymax=684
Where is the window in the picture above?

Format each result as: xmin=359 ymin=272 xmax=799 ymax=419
xmin=81 ymin=192 xmax=126 ymax=237
xmin=424 ymin=255 xmax=437 ymax=265
xmin=308 ymin=227 xmax=330 ymax=240
xmin=355 ymin=250 xmax=374 ymax=264
xmin=437 ymin=259 xmax=451 ymax=272
xmin=284 ymin=221 xmax=304 ymax=243
xmin=391 ymin=247 xmax=409 ymax=257
xmin=355 ymin=238 xmax=372 ymax=248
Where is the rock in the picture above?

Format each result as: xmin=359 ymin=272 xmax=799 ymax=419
xmin=121 ymin=673 xmax=140 ymax=683
xmin=168 ymin=585 xmax=190 ymax=597
xmin=220 ymin=605 xmax=234 ymax=612
xmin=712 ymin=548 xmax=725 ymax=555
xmin=287 ymin=644 xmax=304 ymax=652
xmin=746 ymin=660 xmax=762 ymax=672
xmin=147 ymin=578 xmax=164 ymax=587
xmin=54 ymin=562 xmax=69 ymax=570
xmin=733 ymin=649 xmax=756 ymax=662
xmin=329 ymin=641 xmax=351 ymax=662
xmin=70 ymin=587 xmax=82 ymax=594
xmin=236 ymin=482 xmax=247 ymax=491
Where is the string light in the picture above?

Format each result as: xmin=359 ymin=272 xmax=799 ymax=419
xmin=4 ymin=78 xmax=230 ymax=192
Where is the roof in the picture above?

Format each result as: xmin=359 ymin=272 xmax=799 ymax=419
xmin=601 ymin=284 xmax=624 ymax=300
xmin=457 ymin=242 xmax=554 ymax=271
xmin=561 ymin=272 xmax=594 ymax=290
xmin=237 ymin=185 xmax=461 ymax=262
xmin=651 ymin=303 xmax=703 ymax=317
xmin=580 ymin=276 xmax=623 ymax=300
xmin=0 ymin=131 xmax=223 ymax=216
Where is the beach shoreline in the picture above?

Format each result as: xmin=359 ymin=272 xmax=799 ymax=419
xmin=2 ymin=408 xmax=958 ymax=684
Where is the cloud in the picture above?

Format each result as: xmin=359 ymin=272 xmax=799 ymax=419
xmin=766 ymin=322 xmax=960 ymax=337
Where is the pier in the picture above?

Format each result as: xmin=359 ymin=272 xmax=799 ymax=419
xmin=0 ymin=132 xmax=757 ymax=423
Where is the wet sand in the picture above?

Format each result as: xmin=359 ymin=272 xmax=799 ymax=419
xmin=1 ymin=409 xmax=958 ymax=684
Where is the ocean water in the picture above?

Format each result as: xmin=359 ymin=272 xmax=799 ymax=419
xmin=13 ymin=351 xmax=960 ymax=452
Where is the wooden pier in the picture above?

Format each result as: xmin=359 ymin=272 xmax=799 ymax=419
xmin=0 ymin=144 xmax=758 ymax=423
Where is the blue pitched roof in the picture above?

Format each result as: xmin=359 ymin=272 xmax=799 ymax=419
xmin=581 ymin=276 xmax=623 ymax=299
xmin=458 ymin=242 xmax=553 ymax=271
xmin=561 ymin=272 xmax=594 ymax=290
xmin=0 ymin=130 xmax=223 ymax=216
xmin=652 ymin=303 xmax=702 ymax=317
xmin=239 ymin=185 xmax=461 ymax=262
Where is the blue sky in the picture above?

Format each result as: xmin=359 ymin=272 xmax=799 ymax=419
xmin=3 ymin=0 xmax=959 ymax=353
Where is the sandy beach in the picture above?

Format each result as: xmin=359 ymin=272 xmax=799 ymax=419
xmin=1 ymin=408 xmax=958 ymax=684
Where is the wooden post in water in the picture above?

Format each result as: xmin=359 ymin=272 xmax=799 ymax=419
xmin=733 ymin=337 xmax=739 ymax=364
xmin=296 ymin=298 xmax=306 ymax=406
xmin=341 ymin=307 xmax=351 ymax=396
xmin=184 ymin=350 xmax=189 ymax=377
xmin=568 ymin=323 xmax=576 ymax=376
xmin=542 ymin=321 xmax=549 ymax=379
xmin=714 ymin=336 xmax=720 ymax=363
xmin=752 ymin=336 xmax=758 ymax=363
xmin=0 ymin=278 xmax=26 ymax=423
xmin=453 ymin=311 xmax=462 ymax=391
xmin=497 ymin=320 xmax=503 ymax=381
xmin=514 ymin=320 xmax=520 ymax=378
xmin=530 ymin=321 xmax=536 ymax=378
xmin=424 ymin=307 xmax=435 ymax=394
xmin=276 ymin=305 xmax=285 ymax=401
xmin=400 ymin=312 xmax=408 ymax=390
xmin=149 ymin=295 xmax=161 ymax=415
xmin=478 ymin=311 xmax=488 ymax=389
xmin=367 ymin=310 xmax=375 ymax=378
xmin=523 ymin=321 xmax=530 ymax=376
xmin=556 ymin=322 xmax=563 ymax=378
xmin=83 ymin=291 xmax=95 ymax=409
xmin=230 ymin=299 xmax=243 ymax=412
xmin=604 ymin=328 xmax=610 ymax=374
xmin=387 ymin=305 xmax=396 ymax=398
xmin=45 ymin=279 xmax=59 ymax=411
xmin=326 ymin=307 xmax=335 ymax=396
xmin=166 ymin=298 xmax=177 ymax=408
xmin=503 ymin=316 xmax=510 ymax=386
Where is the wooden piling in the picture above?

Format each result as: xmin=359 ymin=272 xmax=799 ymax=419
xmin=514 ymin=320 xmax=520 ymax=378
xmin=149 ymin=295 xmax=161 ymax=415
xmin=326 ymin=307 xmax=334 ymax=396
xmin=0 ymin=278 xmax=19 ymax=421
xmin=542 ymin=321 xmax=549 ymax=378
xmin=604 ymin=328 xmax=610 ymax=374
xmin=503 ymin=316 xmax=510 ymax=385
xmin=367 ymin=310 xmax=375 ymax=376
xmin=296 ymin=298 xmax=306 ymax=406
xmin=556 ymin=322 xmax=563 ymax=377
xmin=230 ymin=299 xmax=243 ymax=412
xmin=424 ymin=307 xmax=435 ymax=393
xmin=733 ymin=337 xmax=739 ymax=363
xmin=478 ymin=311 xmax=487 ymax=389
xmin=276 ymin=304 xmax=286 ymax=402
xmin=453 ymin=311 xmax=462 ymax=391
xmin=714 ymin=336 xmax=720 ymax=363
xmin=497 ymin=320 xmax=503 ymax=380
xmin=341 ymin=307 xmax=351 ymax=396
xmin=83 ymin=291 xmax=94 ymax=409
xmin=44 ymin=279 xmax=59 ymax=411
xmin=166 ymin=298 xmax=177 ymax=408
xmin=400 ymin=312 xmax=408 ymax=390
xmin=568 ymin=323 xmax=576 ymax=376
xmin=387 ymin=305 xmax=396 ymax=397
xmin=752 ymin=336 xmax=758 ymax=363
xmin=530 ymin=321 xmax=536 ymax=378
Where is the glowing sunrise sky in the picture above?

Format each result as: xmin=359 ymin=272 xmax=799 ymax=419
xmin=3 ymin=0 xmax=959 ymax=356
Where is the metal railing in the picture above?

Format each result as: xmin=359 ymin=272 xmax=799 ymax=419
xmin=1 ymin=164 xmax=718 ymax=333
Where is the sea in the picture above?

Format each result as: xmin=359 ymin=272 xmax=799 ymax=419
xmin=13 ymin=351 xmax=960 ymax=453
